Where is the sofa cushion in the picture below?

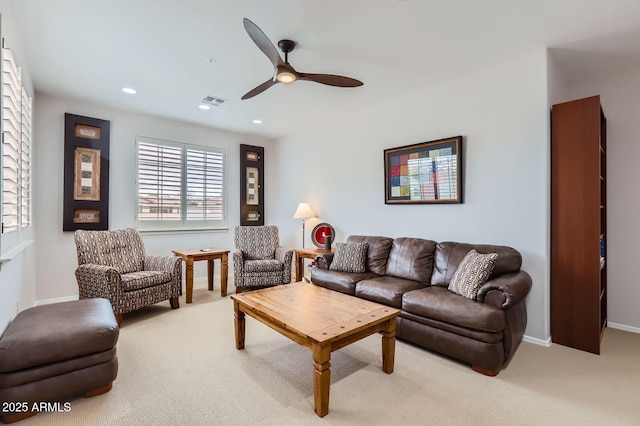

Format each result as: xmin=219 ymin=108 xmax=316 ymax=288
xmin=330 ymin=242 xmax=368 ymax=273
xmin=243 ymin=259 xmax=284 ymax=273
xmin=346 ymin=236 xmax=394 ymax=275
xmin=385 ymin=237 xmax=436 ymax=284
xmin=311 ymin=268 xmax=380 ymax=295
xmin=121 ymin=271 xmax=173 ymax=291
xmin=355 ymin=276 xmax=425 ymax=308
xmin=431 ymin=241 xmax=522 ymax=287
xmin=448 ymin=249 xmax=498 ymax=300
xmin=402 ymin=286 xmax=505 ymax=332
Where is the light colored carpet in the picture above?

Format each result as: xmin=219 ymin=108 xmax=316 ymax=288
xmin=20 ymin=281 xmax=640 ymax=425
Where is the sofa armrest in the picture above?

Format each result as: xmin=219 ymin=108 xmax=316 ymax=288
xmin=275 ymin=247 xmax=293 ymax=267
xmin=314 ymin=252 xmax=335 ymax=269
xmin=75 ymin=264 xmax=122 ymax=300
xmin=476 ymin=270 xmax=532 ymax=310
xmin=144 ymin=255 xmax=181 ymax=273
xmin=232 ymin=250 xmax=244 ymax=263
xmin=232 ymin=250 xmax=244 ymax=281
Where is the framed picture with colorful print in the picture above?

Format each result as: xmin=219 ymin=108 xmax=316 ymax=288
xmin=63 ymin=113 xmax=111 ymax=231
xmin=240 ymin=144 xmax=264 ymax=225
xmin=384 ymin=136 xmax=463 ymax=204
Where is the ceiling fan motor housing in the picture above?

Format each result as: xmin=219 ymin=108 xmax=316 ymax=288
xmin=277 ymin=39 xmax=296 ymax=55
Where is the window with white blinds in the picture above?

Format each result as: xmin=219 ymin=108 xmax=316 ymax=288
xmin=136 ymin=136 xmax=226 ymax=231
xmin=2 ymin=45 xmax=32 ymax=241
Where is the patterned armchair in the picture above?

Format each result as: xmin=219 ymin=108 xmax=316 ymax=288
xmin=233 ymin=225 xmax=293 ymax=293
xmin=74 ymin=228 xmax=181 ymax=324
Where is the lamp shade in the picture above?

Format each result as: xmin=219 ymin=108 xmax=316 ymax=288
xmin=293 ymin=202 xmax=315 ymax=219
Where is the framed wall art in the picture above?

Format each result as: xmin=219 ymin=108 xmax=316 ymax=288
xmin=384 ymin=136 xmax=463 ymax=204
xmin=63 ymin=113 xmax=110 ymax=231
xmin=240 ymin=144 xmax=264 ymax=225
xmin=311 ymin=223 xmax=335 ymax=249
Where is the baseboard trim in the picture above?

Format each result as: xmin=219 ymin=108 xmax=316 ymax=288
xmin=522 ymin=334 xmax=551 ymax=347
xmin=35 ymin=295 xmax=79 ymax=306
xmin=521 ymin=323 xmax=640 ymax=349
xmin=607 ymin=322 xmax=640 ymax=334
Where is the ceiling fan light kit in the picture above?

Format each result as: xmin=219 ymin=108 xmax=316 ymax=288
xmin=275 ymin=65 xmax=296 ymax=83
xmin=241 ymin=18 xmax=363 ymax=100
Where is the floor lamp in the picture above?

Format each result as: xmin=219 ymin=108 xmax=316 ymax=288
xmin=293 ymin=203 xmax=315 ymax=248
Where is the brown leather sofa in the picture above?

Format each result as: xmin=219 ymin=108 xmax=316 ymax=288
xmin=311 ymin=235 xmax=532 ymax=376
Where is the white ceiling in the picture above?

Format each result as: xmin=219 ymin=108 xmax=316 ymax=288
xmin=7 ymin=0 xmax=640 ymax=139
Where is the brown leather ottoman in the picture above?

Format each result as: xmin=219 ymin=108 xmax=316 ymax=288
xmin=0 ymin=298 xmax=119 ymax=423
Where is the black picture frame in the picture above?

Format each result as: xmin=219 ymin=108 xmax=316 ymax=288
xmin=63 ymin=113 xmax=110 ymax=231
xmin=384 ymin=136 xmax=463 ymax=204
xmin=240 ymin=144 xmax=264 ymax=225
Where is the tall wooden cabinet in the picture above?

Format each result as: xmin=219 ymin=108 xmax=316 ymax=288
xmin=551 ymin=95 xmax=607 ymax=354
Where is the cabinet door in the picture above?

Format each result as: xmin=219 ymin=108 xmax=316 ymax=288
xmin=550 ymin=95 xmax=605 ymax=355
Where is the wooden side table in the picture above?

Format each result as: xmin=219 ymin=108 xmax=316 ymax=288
xmin=293 ymin=248 xmax=334 ymax=282
xmin=172 ymin=248 xmax=230 ymax=303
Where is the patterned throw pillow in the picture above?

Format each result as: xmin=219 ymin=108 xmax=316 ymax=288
xmin=448 ymin=249 xmax=498 ymax=300
xmin=329 ymin=242 xmax=369 ymax=273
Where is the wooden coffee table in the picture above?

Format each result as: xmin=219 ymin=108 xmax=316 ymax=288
xmin=230 ymin=282 xmax=400 ymax=417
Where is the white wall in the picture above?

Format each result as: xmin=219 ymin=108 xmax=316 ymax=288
xmin=33 ymin=92 xmax=274 ymax=302
xmin=547 ymin=52 xmax=572 ymax=108
xmin=566 ymin=65 xmax=640 ymax=332
xmin=271 ymin=49 xmax=551 ymax=341
xmin=543 ymin=51 xmax=572 ymax=340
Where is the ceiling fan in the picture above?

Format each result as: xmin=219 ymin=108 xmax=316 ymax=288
xmin=241 ymin=18 xmax=363 ymax=100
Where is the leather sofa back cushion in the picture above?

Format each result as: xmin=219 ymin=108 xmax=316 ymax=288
xmin=385 ymin=237 xmax=436 ymax=284
xmin=431 ymin=241 xmax=522 ymax=287
xmin=347 ymin=235 xmax=394 ymax=275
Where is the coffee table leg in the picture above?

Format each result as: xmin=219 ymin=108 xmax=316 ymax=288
xmin=234 ymin=301 xmax=245 ymax=350
xmin=312 ymin=343 xmax=331 ymax=417
xmin=381 ymin=318 xmax=397 ymax=374
xmin=295 ymin=253 xmax=303 ymax=282
xmin=221 ymin=253 xmax=228 ymax=297
xmin=207 ymin=259 xmax=214 ymax=291
xmin=185 ymin=257 xmax=194 ymax=304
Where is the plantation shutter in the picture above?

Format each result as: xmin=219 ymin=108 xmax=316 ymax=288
xmin=186 ymin=148 xmax=224 ymax=221
xmin=137 ymin=141 xmax=183 ymax=221
xmin=2 ymin=46 xmax=21 ymax=233
xmin=20 ymin=86 xmax=31 ymax=228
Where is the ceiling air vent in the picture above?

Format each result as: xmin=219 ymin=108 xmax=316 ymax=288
xmin=201 ymin=95 xmax=227 ymax=107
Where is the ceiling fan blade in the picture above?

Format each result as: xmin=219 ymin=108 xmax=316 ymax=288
xmin=243 ymin=18 xmax=283 ymax=69
xmin=298 ymin=73 xmax=363 ymax=87
xmin=241 ymin=78 xmax=278 ymax=100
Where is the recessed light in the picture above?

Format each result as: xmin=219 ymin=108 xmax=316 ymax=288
xmin=122 ymin=87 xmax=137 ymax=95
xmin=252 ymin=119 xmax=263 ymax=124
xmin=199 ymin=104 xmax=211 ymax=110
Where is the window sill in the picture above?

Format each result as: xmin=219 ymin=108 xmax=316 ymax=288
xmin=137 ymin=228 xmax=229 ymax=236
xmin=0 ymin=240 xmax=35 ymax=268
